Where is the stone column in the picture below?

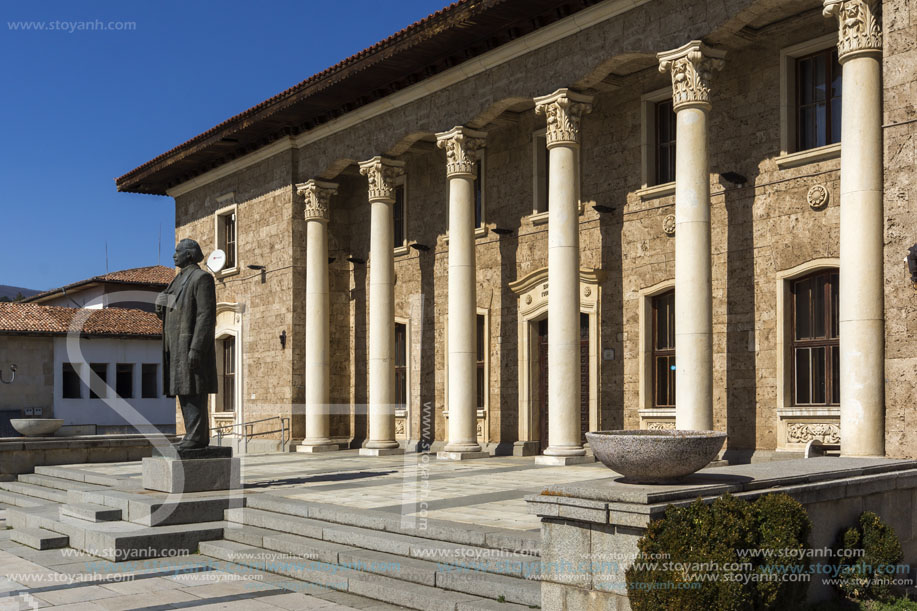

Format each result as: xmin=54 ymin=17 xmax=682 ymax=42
xmin=435 ymin=126 xmax=489 ymax=461
xmin=358 ymin=157 xmax=405 ymax=456
xmin=533 ymin=88 xmax=594 ymax=466
xmin=823 ymin=0 xmax=884 ymax=456
xmin=658 ymin=41 xmax=725 ymax=432
xmin=296 ymin=180 xmax=339 ymax=453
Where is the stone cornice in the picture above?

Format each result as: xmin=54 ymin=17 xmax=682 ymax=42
xmin=823 ymin=0 xmax=882 ymax=61
xmin=533 ymin=89 xmax=594 ymax=148
xmin=296 ymin=179 xmax=338 ymax=222
xmin=509 ymin=266 xmax=605 ymax=295
xmin=435 ymin=126 xmax=487 ymax=177
xmin=657 ymin=41 xmax=725 ymax=111
xmin=358 ymin=157 xmax=405 ymax=203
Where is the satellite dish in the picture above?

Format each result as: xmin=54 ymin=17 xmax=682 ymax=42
xmin=206 ymin=249 xmax=226 ymax=273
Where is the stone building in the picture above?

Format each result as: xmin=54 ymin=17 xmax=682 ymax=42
xmin=116 ymin=0 xmax=915 ymax=460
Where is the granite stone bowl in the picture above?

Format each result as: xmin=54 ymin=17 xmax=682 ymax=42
xmin=10 ymin=418 xmax=64 ymax=437
xmin=586 ymin=429 xmax=727 ymax=483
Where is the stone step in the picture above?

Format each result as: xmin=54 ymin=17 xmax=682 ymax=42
xmin=8 ymin=504 xmax=225 ymax=562
xmin=246 ymin=494 xmax=540 ymax=555
xmin=226 ymin=507 xmax=540 ymax=579
xmin=10 ymin=527 xmax=69 ymax=550
xmin=0 ymin=481 xmax=68 ymax=503
xmin=260 ymin=531 xmax=540 ymax=605
xmin=19 ymin=473 xmax=110 ymax=493
xmin=60 ymin=502 xmax=123 ymax=523
xmin=33 ymin=465 xmax=123 ymax=487
xmin=200 ymin=539 xmax=535 ymax=611
xmin=0 ymin=489 xmax=47 ymax=509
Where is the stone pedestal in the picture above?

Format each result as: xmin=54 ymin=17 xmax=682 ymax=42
xmin=534 ymin=454 xmax=595 ymax=466
xmin=143 ymin=446 xmax=240 ymax=493
xmin=359 ymin=447 xmax=404 ymax=457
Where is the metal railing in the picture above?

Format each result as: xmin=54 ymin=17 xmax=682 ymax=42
xmin=214 ymin=415 xmax=289 ymax=454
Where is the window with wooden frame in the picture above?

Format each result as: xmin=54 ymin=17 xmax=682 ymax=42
xmin=215 ymin=199 xmax=238 ymax=274
xmin=796 ymin=47 xmax=842 ymax=152
xmin=654 ymin=99 xmax=676 ymax=185
xmin=652 ymin=290 xmax=675 ymax=408
xmin=221 ymin=337 xmax=235 ymax=412
xmin=395 ymin=323 xmax=407 ymax=408
xmin=791 ymin=270 xmax=839 ymax=406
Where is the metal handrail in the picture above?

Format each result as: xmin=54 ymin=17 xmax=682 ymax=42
xmin=214 ymin=415 xmax=289 ymax=453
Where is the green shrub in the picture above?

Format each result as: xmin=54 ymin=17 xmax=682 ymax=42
xmin=833 ymin=512 xmax=903 ymax=602
xmin=626 ymin=493 xmax=811 ymax=611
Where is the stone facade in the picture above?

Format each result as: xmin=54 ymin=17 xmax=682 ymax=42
xmin=164 ymin=0 xmax=916 ymax=457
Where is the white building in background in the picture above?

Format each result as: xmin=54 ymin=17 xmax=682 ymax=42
xmin=0 ymin=265 xmax=176 ymax=436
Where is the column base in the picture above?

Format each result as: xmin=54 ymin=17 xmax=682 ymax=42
xmin=364 ymin=440 xmax=400 ymax=450
xmin=437 ymin=450 xmax=490 ymax=461
xmin=296 ymin=443 xmax=340 ymax=454
xmin=359 ymin=447 xmax=404 ymax=457
xmin=535 ymin=454 xmax=596 ymax=466
xmin=543 ymin=445 xmax=587 ymax=457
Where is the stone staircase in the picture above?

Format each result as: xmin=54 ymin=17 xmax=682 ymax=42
xmin=0 ymin=467 xmax=543 ymax=610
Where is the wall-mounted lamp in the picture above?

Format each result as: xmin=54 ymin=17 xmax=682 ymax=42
xmin=592 ymin=205 xmax=615 ymax=214
xmin=247 ymin=264 xmax=267 ymax=284
xmin=347 ymin=257 xmax=366 ymax=265
xmin=492 ymin=227 xmax=514 ymax=236
xmin=906 ymin=244 xmax=917 ymax=286
xmin=720 ymin=172 xmax=747 ymax=186
xmin=0 ymin=364 xmax=16 ymax=385
xmin=279 ymin=330 xmax=287 ymax=349
xmin=409 ymin=243 xmax=430 ymax=252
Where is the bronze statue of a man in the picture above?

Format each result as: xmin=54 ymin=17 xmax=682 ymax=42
xmin=155 ymin=238 xmax=217 ymax=450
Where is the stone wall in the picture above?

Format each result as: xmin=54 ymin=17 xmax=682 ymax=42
xmin=882 ymin=0 xmax=917 ymax=458
xmin=167 ymin=0 xmax=915 ymax=456
xmin=0 ymin=335 xmax=54 ymax=416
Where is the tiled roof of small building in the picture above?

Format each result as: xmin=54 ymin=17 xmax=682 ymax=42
xmin=23 ymin=265 xmax=174 ymax=303
xmin=0 ymin=303 xmax=162 ymax=338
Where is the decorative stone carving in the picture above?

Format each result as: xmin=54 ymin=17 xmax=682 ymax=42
xmin=657 ymin=41 xmax=726 ymax=111
xmin=647 ymin=421 xmax=676 ymax=431
xmin=395 ymin=418 xmax=405 ymax=436
xmin=807 ymin=184 xmax=830 ymax=209
xmin=662 ymin=214 xmax=676 ymax=235
xmin=297 ymin=179 xmax=337 ymax=222
xmin=787 ymin=422 xmax=841 ymax=444
xmin=823 ymin=0 xmax=882 ymax=60
xmin=476 ymin=419 xmax=484 ymax=441
xmin=436 ymin=126 xmax=487 ymax=177
xmin=533 ymin=88 xmax=594 ymax=148
xmin=358 ymin=156 xmax=405 ymax=203
xmin=584 ymin=287 xmax=592 ymax=297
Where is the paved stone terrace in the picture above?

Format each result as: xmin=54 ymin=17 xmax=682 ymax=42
xmin=48 ymin=451 xmax=611 ymax=532
xmin=0 ymin=452 xmax=612 ymax=609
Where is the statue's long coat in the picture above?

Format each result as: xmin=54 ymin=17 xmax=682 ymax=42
xmin=158 ymin=265 xmax=218 ymax=397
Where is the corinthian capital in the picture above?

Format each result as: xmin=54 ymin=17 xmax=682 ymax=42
xmin=297 ymin=179 xmax=338 ymax=222
xmin=358 ymin=157 xmax=405 ymax=203
xmin=823 ymin=0 xmax=882 ymax=60
xmin=657 ymin=41 xmax=726 ymax=111
xmin=533 ymin=89 xmax=594 ymax=148
xmin=435 ymin=126 xmax=487 ymax=177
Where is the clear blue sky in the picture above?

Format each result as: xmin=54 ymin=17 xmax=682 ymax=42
xmin=0 ymin=0 xmax=448 ymax=291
